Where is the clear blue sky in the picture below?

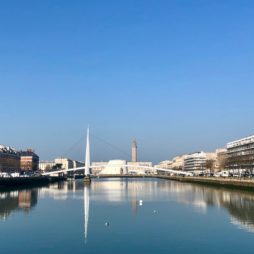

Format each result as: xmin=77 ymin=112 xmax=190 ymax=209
xmin=0 ymin=0 xmax=254 ymax=163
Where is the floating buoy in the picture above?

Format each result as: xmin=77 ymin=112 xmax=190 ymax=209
xmin=105 ymin=222 xmax=109 ymax=227
xmin=139 ymin=200 xmax=143 ymax=206
xmin=153 ymin=210 xmax=157 ymax=214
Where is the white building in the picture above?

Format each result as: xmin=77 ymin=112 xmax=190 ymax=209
xmin=172 ymin=155 xmax=187 ymax=170
xmin=215 ymin=148 xmax=227 ymax=171
xmin=154 ymin=160 xmax=172 ymax=170
xmin=99 ymin=160 xmax=127 ymax=175
xmin=127 ymin=161 xmax=153 ymax=174
xmin=54 ymin=157 xmax=74 ymax=170
xmin=40 ymin=159 xmax=84 ymax=172
xmin=206 ymin=152 xmax=217 ymax=161
xmin=226 ymin=134 xmax=254 ymax=172
xmin=39 ymin=161 xmax=55 ymax=171
xmin=91 ymin=162 xmax=108 ymax=175
xmin=184 ymin=152 xmax=207 ymax=171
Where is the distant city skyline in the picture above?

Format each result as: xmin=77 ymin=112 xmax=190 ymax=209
xmin=1 ymin=1 xmax=254 ymax=163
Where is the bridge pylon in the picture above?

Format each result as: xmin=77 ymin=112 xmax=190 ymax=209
xmin=84 ymin=127 xmax=91 ymax=183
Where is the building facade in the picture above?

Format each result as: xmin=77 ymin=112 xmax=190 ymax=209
xmin=0 ymin=145 xmax=20 ymax=172
xmin=20 ymin=149 xmax=39 ymax=171
xmin=226 ymin=135 xmax=254 ymax=173
xmin=99 ymin=160 xmax=127 ymax=175
xmin=155 ymin=160 xmax=172 ymax=170
xmin=39 ymin=161 xmax=55 ymax=171
xmin=54 ymin=157 xmax=74 ymax=170
xmin=184 ymin=152 xmax=206 ymax=171
xmin=172 ymin=155 xmax=186 ymax=170
xmin=127 ymin=161 xmax=153 ymax=174
xmin=215 ymin=148 xmax=227 ymax=171
xmin=40 ymin=159 xmax=85 ymax=172
xmin=91 ymin=162 xmax=108 ymax=175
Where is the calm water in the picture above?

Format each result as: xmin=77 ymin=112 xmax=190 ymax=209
xmin=1 ymin=178 xmax=254 ymax=254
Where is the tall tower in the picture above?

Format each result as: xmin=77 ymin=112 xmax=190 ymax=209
xmin=132 ymin=139 xmax=137 ymax=162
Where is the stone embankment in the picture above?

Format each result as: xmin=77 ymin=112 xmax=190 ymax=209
xmin=157 ymin=175 xmax=254 ymax=191
xmin=0 ymin=176 xmax=64 ymax=189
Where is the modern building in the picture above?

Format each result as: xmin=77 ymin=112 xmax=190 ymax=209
xmin=205 ymin=152 xmax=217 ymax=172
xmin=39 ymin=161 xmax=55 ymax=171
xmin=171 ymin=155 xmax=187 ymax=170
xmin=154 ymin=160 xmax=172 ymax=170
xmin=184 ymin=152 xmax=207 ymax=171
xmin=215 ymin=148 xmax=227 ymax=171
xmin=99 ymin=160 xmax=127 ymax=175
xmin=127 ymin=161 xmax=153 ymax=174
xmin=54 ymin=157 xmax=74 ymax=170
xmin=226 ymin=135 xmax=254 ymax=173
xmin=206 ymin=152 xmax=217 ymax=161
xmin=91 ymin=162 xmax=107 ymax=175
xmin=40 ymin=159 xmax=84 ymax=172
xmin=132 ymin=139 xmax=137 ymax=162
xmin=20 ymin=149 xmax=39 ymax=171
xmin=0 ymin=145 xmax=20 ymax=172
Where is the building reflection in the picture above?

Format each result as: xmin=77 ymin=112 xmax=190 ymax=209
xmin=157 ymin=180 xmax=254 ymax=233
xmin=0 ymin=189 xmax=38 ymax=221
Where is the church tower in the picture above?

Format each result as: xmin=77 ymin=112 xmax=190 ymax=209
xmin=132 ymin=139 xmax=137 ymax=162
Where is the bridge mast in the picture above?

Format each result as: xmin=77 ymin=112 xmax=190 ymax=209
xmin=85 ymin=127 xmax=91 ymax=176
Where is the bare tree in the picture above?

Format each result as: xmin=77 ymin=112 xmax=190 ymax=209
xmin=206 ymin=159 xmax=215 ymax=172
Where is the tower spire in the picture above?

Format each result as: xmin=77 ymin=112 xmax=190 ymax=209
xmin=132 ymin=138 xmax=137 ymax=162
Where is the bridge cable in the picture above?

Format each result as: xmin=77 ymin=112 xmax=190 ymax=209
xmin=91 ymin=133 xmax=131 ymax=159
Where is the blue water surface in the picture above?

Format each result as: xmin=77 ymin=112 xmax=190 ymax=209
xmin=0 ymin=178 xmax=253 ymax=254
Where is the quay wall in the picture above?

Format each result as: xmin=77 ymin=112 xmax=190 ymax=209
xmin=157 ymin=175 xmax=254 ymax=191
xmin=0 ymin=176 xmax=64 ymax=189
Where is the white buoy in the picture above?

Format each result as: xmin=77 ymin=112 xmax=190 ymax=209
xmin=153 ymin=210 xmax=157 ymax=214
xmin=139 ymin=200 xmax=143 ymax=206
xmin=105 ymin=222 xmax=109 ymax=227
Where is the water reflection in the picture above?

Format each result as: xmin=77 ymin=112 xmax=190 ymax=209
xmin=0 ymin=189 xmax=38 ymax=221
xmin=84 ymin=184 xmax=90 ymax=242
xmin=1 ymin=179 xmax=254 ymax=235
xmin=158 ymin=180 xmax=254 ymax=233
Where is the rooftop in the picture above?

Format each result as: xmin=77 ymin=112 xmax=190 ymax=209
xmin=0 ymin=145 xmax=19 ymax=155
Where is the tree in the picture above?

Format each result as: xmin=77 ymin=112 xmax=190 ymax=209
xmin=45 ymin=164 xmax=52 ymax=171
xmin=206 ymin=159 xmax=215 ymax=172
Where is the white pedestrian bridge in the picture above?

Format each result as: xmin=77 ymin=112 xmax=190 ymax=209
xmin=42 ymin=128 xmax=193 ymax=177
xmin=42 ymin=164 xmax=193 ymax=176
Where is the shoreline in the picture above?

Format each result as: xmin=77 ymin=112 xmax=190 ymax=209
xmin=2 ymin=175 xmax=254 ymax=192
xmin=157 ymin=175 xmax=254 ymax=191
xmin=0 ymin=176 xmax=65 ymax=191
